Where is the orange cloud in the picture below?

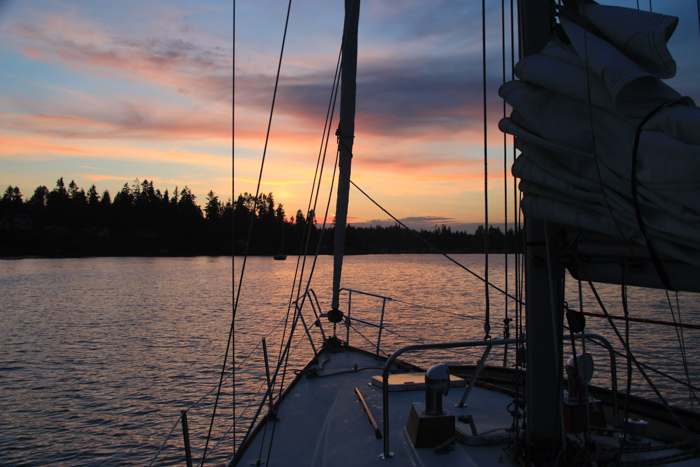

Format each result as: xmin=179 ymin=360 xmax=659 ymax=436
xmin=0 ymin=134 xmax=90 ymax=156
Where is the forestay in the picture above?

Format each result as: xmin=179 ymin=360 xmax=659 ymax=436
xmin=499 ymin=3 xmax=700 ymax=288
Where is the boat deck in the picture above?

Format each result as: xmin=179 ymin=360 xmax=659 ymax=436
xmin=236 ymin=347 xmax=520 ymax=467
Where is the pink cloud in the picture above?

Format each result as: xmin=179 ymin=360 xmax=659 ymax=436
xmin=13 ymin=13 xmax=232 ymax=107
xmin=0 ymin=104 xmax=231 ymax=141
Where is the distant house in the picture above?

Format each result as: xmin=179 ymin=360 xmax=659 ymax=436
xmin=0 ymin=214 xmax=34 ymax=231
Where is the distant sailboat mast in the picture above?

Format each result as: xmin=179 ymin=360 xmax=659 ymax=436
xmin=331 ymin=0 xmax=361 ymax=319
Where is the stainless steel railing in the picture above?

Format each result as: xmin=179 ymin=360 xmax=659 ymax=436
xmin=379 ymin=338 xmax=517 ymax=459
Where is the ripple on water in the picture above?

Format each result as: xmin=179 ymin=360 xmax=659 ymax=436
xmin=1 ymin=257 xmax=233 ymax=466
xmin=2 ymin=255 xmax=700 ymax=465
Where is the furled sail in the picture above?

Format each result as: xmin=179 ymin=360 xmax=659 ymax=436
xmin=499 ymin=2 xmax=700 ymax=291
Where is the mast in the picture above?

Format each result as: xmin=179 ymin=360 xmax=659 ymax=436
xmin=518 ymin=0 xmax=564 ymax=454
xmin=331 ymin=0 xmax=361 ymax=315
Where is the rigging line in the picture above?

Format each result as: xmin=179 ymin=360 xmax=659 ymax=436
xmin=151 ymin=367 xmax=234 ymax=461
xmin=578 ymin=333 xmax=700 ymax=398
xmin=263 ymin=26 xmax=345 ymax=466
xmin=697 ymin=0 xmax=700 ymax=43
xmin=195 ymin=425 xmax=235 ymax=467
xmin=200 ymin=325 xmax=234 ymax=466
xmin=666 ymin=290 xmax=697 ymax=409
xmin=186 ymin=372 xmax=234 ymax=413
xmin=232 ymin=5 xmax=293 ymax=450
xmin=509 ymin=0 xmax=519 ymax=369
xmin=233 ymin=0 xmax=294 ymax=325
xmin=292 ymin=54 xmax=343 ymax=311
xmin=272 ymin=26 xmax=343 ymax=399
xmin=381 ymin=326 xmax=431 ymax=347
xmin=390 ymin=297 xmax=486 ymax=323
xmin=273 ymin=19 xmax=344 ymax=410
xmin=630 ymin=100 xmax=679 ymax=291
xmin=233 ymin=376 xmax=270 ymax=428
xmin=234 ymin=305 xmax=305 ymax=464
xmin=290 ymin=82 xmax=338 ymax=307
xmin=148 ymin=414 xmax=184 ymax=467
xmin=583 ymin=278 xmax=694 ymax=435
xmin=349 ymin=178 xmax=522 ymax=305
xmin=234 ymin=316 xmax=291 ymax=373
xmin=348 ymin=323 xmax=390 ymax=357
xmin=578 ymin=279 xmax=586 ymax=354
xmin=232 ymin=0 xmax=237 ymax=455
xmin=575 ymin=311 xmax=700 ymax=330
xmin=501 ymin=0 xmax=510 ymax=358
xmin=263 ymin=318 xmax=311 ymax=464
xmin=265 ymin=297 xmax=321 ymax=462
xmin=482 ymin=0 xmax=490 ymax=341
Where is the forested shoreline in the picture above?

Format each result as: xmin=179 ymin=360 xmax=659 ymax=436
xmin=1 ymin=178 xmax=231 ymax=257
xmin=233 ymin=193 xmax=523 ymax=256
xmin=1 ymin=182 xmax=522 ymax=257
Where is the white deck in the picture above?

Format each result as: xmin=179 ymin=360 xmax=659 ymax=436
xmin=236 ymin=348 xmax=520 ymax=467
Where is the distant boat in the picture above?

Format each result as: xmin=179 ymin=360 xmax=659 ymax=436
xmin=273 ymin=254 xmax=287 ymax=261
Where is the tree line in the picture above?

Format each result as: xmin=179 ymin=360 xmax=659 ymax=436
xmin=1 ymin=182 xmax=522 ymax=257
xmin=1 ymin=178 xmax=232 ymax=257
xmin=233 ymin=192 xmax=523 ymax=256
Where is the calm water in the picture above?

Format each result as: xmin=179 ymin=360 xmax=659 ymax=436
xmin=2 ymin=255 xmax=699 ymax=466
xmin=1 ymin=257 xmax=234 ymax=466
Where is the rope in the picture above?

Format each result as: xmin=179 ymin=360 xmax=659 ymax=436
xmin=501 ymin=0 xmax=510 ymax=365
xmin=232 ymin=0 xmax=237 ymax=457
xmin=697 ymin=0 xmax=700 ymax=43
xmin=482 ymin=0 xmax=490 ymax=341
xmin=148 ymin=414 xmax=183 ymax=467
xmin=195 ymin=424 xmax=235 ymax=467
xmin=391 ymin=297 xmax=486 ymax=323
xmin=348 ymin=323 xmax=390 ymax=357
xmin=578 ymin=311 xmax=700 ymax=330
xmin=261 ymin=9 xmax=345 ymax=463
xmin=630 ymin=100 xmax=679 ymax=291
xmin=232 ymin=0 xmax=294 ymax=454
xmin=349 ymin=179 xmax=522 ymax=305
xmin=200 ymin=323 xmax=234 ymax=466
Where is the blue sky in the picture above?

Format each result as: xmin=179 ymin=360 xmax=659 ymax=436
xmin=0 ymin=0 xmax=233 ymax=204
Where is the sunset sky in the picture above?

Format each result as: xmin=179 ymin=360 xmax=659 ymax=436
xmin=2 ymin=1 xmax=699 ymax=232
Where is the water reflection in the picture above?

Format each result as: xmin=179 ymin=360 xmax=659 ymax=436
xmin=1 ymin=257 xmax=233 ymax=466
xmin=1 ymin=254 xmax=698 ymax=465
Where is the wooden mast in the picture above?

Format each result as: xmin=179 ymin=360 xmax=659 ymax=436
xmin=331 ymin=0 xmax=361 ymax=316
xmin=518 ymin=0 xmax=564 ymax=455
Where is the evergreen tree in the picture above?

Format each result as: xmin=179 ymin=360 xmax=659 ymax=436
xmin=28 ymin=186 xmax=49 ymax=211
xmin=87 ymin=185 xmax=100 ymax=206
xmin=205 ymin=190 xmax=222 ymax=221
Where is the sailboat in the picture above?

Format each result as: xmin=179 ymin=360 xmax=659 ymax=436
xmin=226 ymin=1 xmax=700 ymax=466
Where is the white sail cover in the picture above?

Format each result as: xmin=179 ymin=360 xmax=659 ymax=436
xmin=499 ymin=2 xmax=700 ymax=273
